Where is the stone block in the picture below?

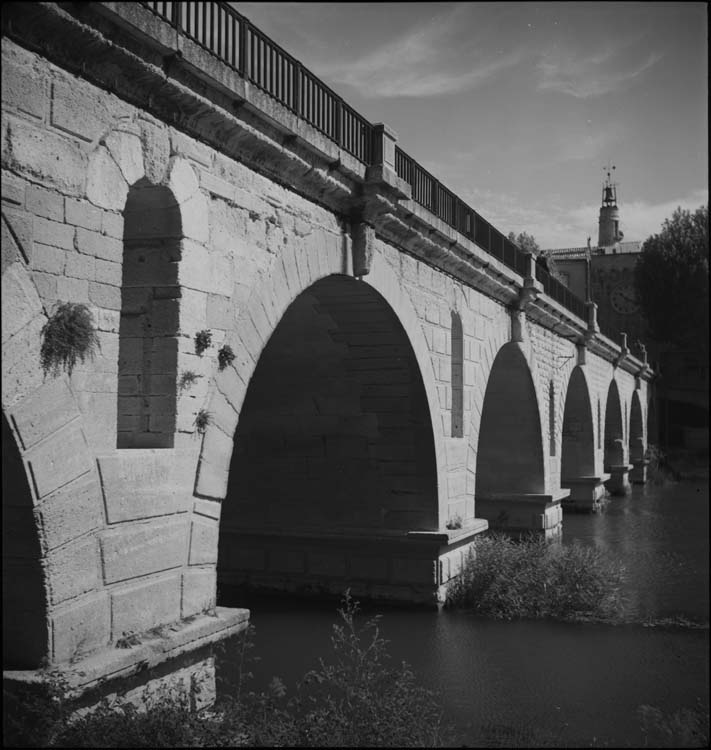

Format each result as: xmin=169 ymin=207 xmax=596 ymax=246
xmin=26 ymin=422 xmax=92 ymax=500
xmin=199 ymin=424 xmax=234 ymax=474
xmin=86 ymin=146 xmax=128 ymax=210
xmin=1 ymin=171 xmax=27 ymax=206
xmin=102 ymin=211 xmax=124 ymax=239
xmin=139 ymin=119 xmax=170 ymax=184
xmin=194 ymin=456 xmax=229 ymax=500
xmin=309 ymin=551 xmax=346 ymax=577
xmin=193 ymin=498 xmax=221 ymax=520
xmin=65 ymin=251 xmax=95 ymax=280
xmin=207 ymin=294 xmax=234 ymax=331
xmin=178 ymin=239 xmax=212 ymax=293
xmin=94 ymin=258 xmax=122 ymax=286
xmin=2 ymin=55 xmax=47 ymax=120
xmin=100 ymin=517 xmax=188 ymax=584
xmin=56 ymin=276 xmax=89 ymax=303
xmin=32 ymin=243 xmax=65 ymax=275
xmin=171 ymin=129 xmax=213 ymax=168
xmin=47 ymin=536 xmax=102 ymax=604
xmin=26 ymin=184 xmax=64 ymax=222
xmin=180 ymin=192 xmax=209 ymax=243
xmin=1 ymin=314 xmax=45 ymax=409
xmin=89 ymin=281 xmax=122 ymax=310
xmin=105 ymin=130 xmax=144 ymax=186
xmin=392 ymin=557 xmax=437 ymax=585
xmin=10 ymin=377 xmax=78 ymax=450
xmin=33 ymin=216 xmax=74 ymax=251
xmin=1 ymin=261 xmax=42 ymax=344
xmin=51 ymin=592 xmax=111 ymax=663
xmin=50 ymin=79 xmax=113 ymax=142
xmin=182 ymin=568 xmax=216 ymax=617
xmin=2 ymin=208 xmax=33 ymax=266
xmin=75 ymin=226 xmax=122 ymax=262
xmin=167 ymin=156 xmax=199 ymax=205
xmin=110 ymin=573 xmax=181 ymax=638
xmin=97 ymin=453 xmax=195 ymax=523
xmin=65 ymin=197 xmax=103 ymax=231
xmin=37 ymin=472 xmax=105 ymax=550
xmin=188 ymin=517 xmax=219 ymax=565
xmin=3 ymin=115 xmax=87 ymax=196
xmin=32 ymin=270 xmax=57 ymax=302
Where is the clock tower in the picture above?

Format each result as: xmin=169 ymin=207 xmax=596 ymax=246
xmin=598 ymin=164 xmax=624 ymax=250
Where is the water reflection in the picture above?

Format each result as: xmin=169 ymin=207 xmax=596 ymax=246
xmin=217 ymin=480 xmax=709 ymax=746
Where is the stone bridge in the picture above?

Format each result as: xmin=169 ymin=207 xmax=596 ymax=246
xmin=2 ymin=3 xmax=651 ymax=703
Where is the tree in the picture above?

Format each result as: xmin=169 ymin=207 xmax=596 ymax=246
xmin=634 ymin=205 xmax=709 ymax=352
xmin=507 ymin=231 xmax=540 ymax=255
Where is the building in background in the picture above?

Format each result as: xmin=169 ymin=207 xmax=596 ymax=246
xmin=543 ymin=171 xmax=708 ymax=453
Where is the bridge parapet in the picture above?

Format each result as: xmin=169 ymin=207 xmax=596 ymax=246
xmin=2 ymin=0 xmax=650 ymax=376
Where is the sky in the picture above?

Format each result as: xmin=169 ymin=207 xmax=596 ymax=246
xmin=233 ymin=2 xmax=707 ymax=249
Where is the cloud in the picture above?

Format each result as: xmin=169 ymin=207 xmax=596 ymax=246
xmin=537 ymin=46 xmax=662 ymax=98
xmin=318 ymin=6 xmax=523 ymax=98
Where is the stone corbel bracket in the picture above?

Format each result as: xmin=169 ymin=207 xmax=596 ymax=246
xmin=614 ymin=332 xmax=630 ymax=368
xmin=352 ymin=221 xmax=375 ymax=277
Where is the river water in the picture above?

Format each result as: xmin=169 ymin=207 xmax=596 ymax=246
xmin=216 ymin=478 xmax=709 ymax=747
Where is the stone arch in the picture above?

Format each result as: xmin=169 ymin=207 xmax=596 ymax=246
xmin=561 ymin=366 xmax=596 ymax=483
xmin=604 ymin=378 xmax=625 ymax=469
xmin=475 ymin=342 xmax=546 ymax=499
xmin=2 ymin=260 xmax=105 ymax=667
xmin=192 ymin=241 xmax=448 ymax=574
xmin=220 ymin=273 xmax=438 ymax=538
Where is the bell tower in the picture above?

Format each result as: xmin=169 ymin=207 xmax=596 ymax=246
xmin=598 ymin=164 xmax=623 ymax=250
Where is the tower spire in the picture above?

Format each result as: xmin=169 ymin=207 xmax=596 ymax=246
xmin=598 ymin=162 xmax=622 ymax=250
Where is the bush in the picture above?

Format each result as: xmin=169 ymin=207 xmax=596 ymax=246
xmin=445 ymin=533 xmax=625 ymax=622
xmin=5 ymin=594 xmax=444 ymax=748
xmin=40 ymin=303 xmax=100 ymax=377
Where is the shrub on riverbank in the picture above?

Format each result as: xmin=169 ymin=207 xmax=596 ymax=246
xmin=445 ymin=532 xmax=625 ymax=621
xmin=4 ymin=594 xmax=444 ymax=748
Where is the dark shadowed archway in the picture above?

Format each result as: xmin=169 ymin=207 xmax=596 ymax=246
xmin=217 ymin=275 xmax=438 ymax=598
xmin=475 ymin=343 xmax=545 ymax=499
xmin=2 ymin=413 xmax=49 ymax=668
xmin=604 ymin=379 xmax=630 ymax=495
xmin=561 ymin=367 xmax=595 ymax=482
xmin=629 ymin=390 xmax=646 ymax=483
xmin=117 ymin=180 xmax=182 ymax=449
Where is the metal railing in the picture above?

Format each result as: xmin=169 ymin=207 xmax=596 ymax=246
xmin=141 ymin=0 xmax=373 ymax=163
xmin=140 ymin=0 xmax=589 ymax=325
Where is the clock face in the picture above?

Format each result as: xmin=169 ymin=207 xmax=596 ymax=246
xmin=610 ymin=283 xmax=639 ymax=315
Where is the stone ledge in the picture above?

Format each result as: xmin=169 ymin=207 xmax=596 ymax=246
xmin=3 ymin=606 xmax=249 ymax=695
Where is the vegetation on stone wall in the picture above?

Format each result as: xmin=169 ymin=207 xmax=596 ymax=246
xmin=445 ymin=532 xmax=625 ymax=621
xmin=178 ymin=370 xmax=202 ymax=392
xmin=218 ymin=344 xmax=236 ymax=371
xmin=40 ymin=302 xmax=100 ymax=377
xmin=194 ymin=329 xmax=213 ymax=355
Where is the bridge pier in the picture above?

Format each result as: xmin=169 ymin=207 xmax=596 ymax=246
xmin=561 ymin=474 xmax=611 ymax=513
xmin=629 ymin=459 xmax=649 ymax=484
xmin=474 ymin=491 xmax=567 ymax=540
xmin=605 ymin=464 xmax=633 ymax=495
xmin=218 ymin=522 xmax=489 ymax=608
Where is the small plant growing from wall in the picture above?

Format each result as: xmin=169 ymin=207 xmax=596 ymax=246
xmin=446 ymin=514 xmax=463 ymax=531
xmin=40 ymin=302 xmax=100 ymax=377
xmin=178 ymin=370 xmax=202 ymax=392
xmin=194 ymin=408 xmax=212 ymax=434
xmin=194 ymin=329 xmax=212 ymax=355
xmin=218 ymin=344 xmax=236 ymax=371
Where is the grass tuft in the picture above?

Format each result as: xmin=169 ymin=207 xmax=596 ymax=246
xmin=40 ymin=303 xmax=100 ymax=377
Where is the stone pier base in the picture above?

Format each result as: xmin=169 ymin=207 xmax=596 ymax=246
xmin=630 ymin=460 xmax=649 ymax=484
xmin=218 ymin=522 xmax=489 ymax=608
xmin=605 ymin=464 xmax=633 ymax=496
xmin=475 ymin=490 xmax=568 ymax=540
xmin=561 ymin=474 xmax=611 ymax=513
xmin=3 ymin=608 xmax=249 ymax=723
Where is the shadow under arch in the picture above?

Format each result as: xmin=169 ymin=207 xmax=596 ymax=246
xmin=2 ymin=412 xmax=49 ymax=669
xmin=217 ymin=274 xmax=439 ymax=600
xmin=561 ymin=366 xmax=596 ymax=482
xmin=474 ymin=342 xmax=546 ymax=532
